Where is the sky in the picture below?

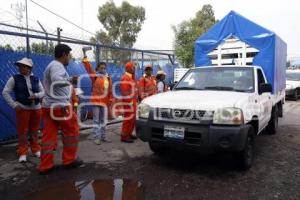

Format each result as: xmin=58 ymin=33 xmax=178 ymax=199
xmin=1 ymin=0 xmax=299 ymax=57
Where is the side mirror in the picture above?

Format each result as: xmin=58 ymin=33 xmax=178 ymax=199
xmin=259 ymin=83 xmax=272 ymax=94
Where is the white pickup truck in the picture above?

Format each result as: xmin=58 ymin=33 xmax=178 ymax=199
xmin=285 ymin=70 xmax=300 ymax=100
xmin=136 ymin=66 xmax=285 ymax=170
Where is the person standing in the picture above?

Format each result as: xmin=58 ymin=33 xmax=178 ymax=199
xmin=39 ymin=44 xmax=82 ymax=175
xmin=138 ymin=64 xmax=157 ymax=101
xmin=2 ymin=57 xmax=44 ymax=163
xmin=82 ymin=49 xmax=113 ymax=145
xmin=120 ymin=62 xmax=138 ymax=143
xmin=156 ymin=70 xmax=168 ymax=93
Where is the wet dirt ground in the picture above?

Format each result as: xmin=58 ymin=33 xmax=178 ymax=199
xmin=0 ymin=100 xmax=299 ymax=200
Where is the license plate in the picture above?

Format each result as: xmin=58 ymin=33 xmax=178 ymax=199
xmin=164 ymin=126 xmax=185 ymax=139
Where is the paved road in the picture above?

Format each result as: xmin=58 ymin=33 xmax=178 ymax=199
xmin=0 ymin=101 xmax=299 ymax=200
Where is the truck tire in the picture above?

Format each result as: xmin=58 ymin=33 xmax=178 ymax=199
xmin=266 ymin=105 xmax=278 ymax=135
xmin=149 ymin=141 xmax=166 ymax=155
xmin=235 ymin=126 xmax=255 ymax=171
xmin=293 ymin=89 xmax=298 ymax=101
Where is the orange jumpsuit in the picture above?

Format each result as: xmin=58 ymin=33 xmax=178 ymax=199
xmin=120 ymin=72 xmax=137 ymax=141
xmin=138 ymin=75 xmax=157 ymax=100
xmin=39 ymin=60 xmax=79 ymax=172
xmin=16 ymin=109 xmax=42 ymax=155
xmin=82 ymin=60 xmax=112 ymax=106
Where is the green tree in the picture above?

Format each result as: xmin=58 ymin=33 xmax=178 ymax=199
xmin=31 ymin=41 xmax=55 ymax=55
xmin=16 ymin=46 xmax=26 ymax=52
xmin=0 ymin=44 xmax=13 ymax=51
xmin=91 ymin=1 xmax=145 ymax=63
xmin=173 ymin=5 xmax=217 ymax=67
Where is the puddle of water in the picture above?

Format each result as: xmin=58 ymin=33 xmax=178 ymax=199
xmin=27 ymin=179 xmax=144 ymax=200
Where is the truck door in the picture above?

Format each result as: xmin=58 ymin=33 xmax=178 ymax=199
xmin=257 ymin=69 xmax=272 ymax=131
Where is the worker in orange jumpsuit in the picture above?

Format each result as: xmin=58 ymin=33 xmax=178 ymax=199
xmin=138 ymin=64 xmax=157 ymax=101
xmin=2 ymin=57 xmax=44 ymax=163
xmin=39 ymin=44 xmax=82 ymax=175
xmin=120 ymin=62 xmax=138 ymax=143
xmin=82 ymin=49 xmax=113 ymax=145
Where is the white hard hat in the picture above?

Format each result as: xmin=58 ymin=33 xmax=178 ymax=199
xmin=15 ymin=57 xmax=33 ymax=68
xmin=157 ymin=70 xmax=166 ymax=75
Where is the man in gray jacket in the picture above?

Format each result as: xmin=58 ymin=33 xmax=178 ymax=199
xmin=39 ymin=44 xmax=82 ymax=175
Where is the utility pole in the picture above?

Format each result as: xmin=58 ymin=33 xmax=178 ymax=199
xmin=80 ymin=0 xmax=84 ymax=39
xmin=11 ymin=2 xmax=25 ymax=28
xmin=57 ymin=27 xmax=62 ymax=44
xmin=11 ymin=1 xmax=28 ymax=55
xmin=25 ymin=0 xmax=30 ymax=57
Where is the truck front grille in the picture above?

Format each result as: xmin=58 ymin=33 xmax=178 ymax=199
xmin=155 ymin=108 xmax=213 ymax=122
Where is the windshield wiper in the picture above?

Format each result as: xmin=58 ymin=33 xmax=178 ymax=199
xmin=204 ymin=86 xmax=234 ymax=91
xmin=175 ymin=87 xmax=202 ymax=90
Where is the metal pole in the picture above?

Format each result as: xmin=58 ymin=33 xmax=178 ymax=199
xmin=172 ymin=54 xmax=175 ymax=65
xmin=96 ymin=45 xmax=100 ymax=66
xmin=141 ymin=51 xmax=144 ymax=69
xmin=57 ymin=27 xmax=62 ymax=44
xmin=25 ymin=0 xmax=30 ymax=57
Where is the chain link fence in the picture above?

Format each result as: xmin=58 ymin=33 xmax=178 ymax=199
xmin=0 ymin=23 xmax=177 ymax=142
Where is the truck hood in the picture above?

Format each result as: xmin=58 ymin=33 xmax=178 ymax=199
xmin=142 ymin=90 xmax=252 ymax=111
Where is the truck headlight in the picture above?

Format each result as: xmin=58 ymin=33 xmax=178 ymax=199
xmin=138 ymin=103 xmax=151 ymax=119
xmin=213 ymin=108 xmax=244 ymax=125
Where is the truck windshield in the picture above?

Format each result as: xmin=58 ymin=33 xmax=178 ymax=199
xmin=175 ymin=67 xmax=254 ymax=92
xmin=286 ymin=72 xmax=300 ymax=81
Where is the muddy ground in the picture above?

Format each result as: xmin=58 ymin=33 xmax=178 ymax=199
xmin=0 ymin=101 xmax=299 ymax=200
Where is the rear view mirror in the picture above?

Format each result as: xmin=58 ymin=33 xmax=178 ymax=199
xmin=259 ymin=83 xmax=272 ymax=94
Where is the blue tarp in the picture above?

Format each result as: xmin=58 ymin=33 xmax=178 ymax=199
xmin=195 ymin=11 xmax=287 ymax=94
xmin=0 ymin=49 xmax=176 ymax=141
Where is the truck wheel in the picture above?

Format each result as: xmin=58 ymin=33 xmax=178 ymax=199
xmin=293 ymin=89 xmax=298 ymax=101
xmin=266 ymin=105 xmax=278 ymax=135
xmin=149 ymin=141 xmax=166 ymax=155
xmin=235 ymin=127 xmax=255 ymax=171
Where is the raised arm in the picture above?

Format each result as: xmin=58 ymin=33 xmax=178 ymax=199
xmin=82 ymin=58 xmax=97 ymax=83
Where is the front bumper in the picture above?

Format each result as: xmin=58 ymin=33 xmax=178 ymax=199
xmin=136 ymin=119 xmax=250 ymax=153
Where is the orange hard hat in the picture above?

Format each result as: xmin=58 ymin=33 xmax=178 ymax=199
xmin=125 ymin=62 xmax=135 ymax=71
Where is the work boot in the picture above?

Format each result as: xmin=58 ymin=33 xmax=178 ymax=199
xmin=94 ymin=139 xmax=101 ymax=145
xmin=130 ymin=135 xmax=138 ymax=140
xmin=101 ymin=138 xmax=112 ymax=143
xmin=18 ymin=155 xmax=27 ymax=163
xmin=39 ymin=166 xmax=56 ymax=175
xmin=121 ymin=138 xmax=135 ymax=143
xmin=64 ymin=158 xmax=84 ymax=169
